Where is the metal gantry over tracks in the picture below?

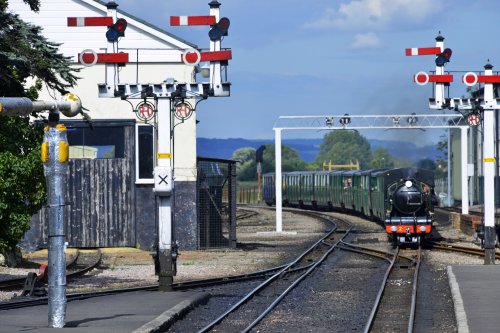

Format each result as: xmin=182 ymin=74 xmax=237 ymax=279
xmin=272 ymin=114 xmax=470 ymax=233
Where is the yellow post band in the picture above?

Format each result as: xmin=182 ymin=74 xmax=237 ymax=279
xmin=41 ymin=142 xmax=49 ymax=163
xmin=58 ymin=141 xmax=69 ymax=163
xmin=56 ymin=124 xmax=67 ymax=131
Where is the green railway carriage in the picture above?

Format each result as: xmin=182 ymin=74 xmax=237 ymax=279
xmin=370 ymin=169 xmax=389 ymax=220
xmin=313 ymin=171 xmax=331 ymax=209
xmin=356 ymin=170 xmax=373 ymax=216
xmin=330 ymin=171 xmax=344 ymax=209
xmin=262 ymin=167 xmax=435 ymax=245
xmin=300 ymin=172 xmax=315 ymax=208
xmin=340 ymin=170 xmax=356 ymax=210
xmin=283 ymin=172 xmax=300 ymax=206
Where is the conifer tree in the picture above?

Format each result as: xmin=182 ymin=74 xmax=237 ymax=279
xmin=0 ymin=0 xmax=78 ymax=256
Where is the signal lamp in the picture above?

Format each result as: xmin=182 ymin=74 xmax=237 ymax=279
xmin=340 ymin=114 xmax=351 ymax=125
xmin=407 ymin=113 xmax=418 ymax=125
xmin=199 ymin=62 xmax=211 ymax=78
xmin=209 ymin=17 xmax=230 ymax=41
xmin=435 ymin=48 xmax=452 ymax=67
xmin=106 ymin=18 xmax=127 ymax=42
xmin=325 ymin=116 xmax=333 ymax=127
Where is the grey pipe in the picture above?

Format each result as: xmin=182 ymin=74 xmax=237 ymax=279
xmin=1 ymin=94 xmax=81 ymax=117
xmin=44 ymin=124 xmax=69 ymax=328
xmin=0 ymin=94 xmax=82 ymax=328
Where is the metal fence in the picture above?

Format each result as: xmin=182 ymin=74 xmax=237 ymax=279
xmin=237 ymin=186 xmax=261 ymax=204
xmin=197 ymin=157 xmax=237 ymax=249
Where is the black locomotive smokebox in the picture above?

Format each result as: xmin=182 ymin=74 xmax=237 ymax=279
xmin=393 ymin=183 xmax=423 ymax=215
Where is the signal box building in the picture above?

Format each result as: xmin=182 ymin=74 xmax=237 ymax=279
xmin=10 ymin=0 xmax=214 ymax=251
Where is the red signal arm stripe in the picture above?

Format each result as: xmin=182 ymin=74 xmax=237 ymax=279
xmin=405 ymin=47 xmax=441 ymax=56
xmin=67 ymin=17 xmax=113 ymax=27
xmin=79 ymin=53 xmax=129 ymax=64
xmin=182 ymin=50 xmax=232 ymax=63
xmin=170 ymin=16 xmax=216 ymax=26
xmin=476 ymin=75 xmax=500 ymax=83
xmin=414 ymin=74 xmax=453 ymax=83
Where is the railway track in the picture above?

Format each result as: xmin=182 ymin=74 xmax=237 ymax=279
xmin=0 ymin=250 xmax=101 ymax=295
xmin=363 ymin=245 xmax=421 ymax=333
xmin=195 ymin=211 xmax=353 ymax=333
xmin=426 ymin=240 xmax=500 ymax=259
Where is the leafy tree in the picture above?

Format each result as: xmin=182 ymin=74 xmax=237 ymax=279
xmin=0 ymin=0 xmax=78 ymax=256
xmin=261 ymin=144 xmax=308 ymax=173
xmin=315 ymin=130 xmax=372 ymax=169
xmin=231 ymin=147 xmax=257 ymax=181
xmin=371 ymin=147 xmax=395 ymax=169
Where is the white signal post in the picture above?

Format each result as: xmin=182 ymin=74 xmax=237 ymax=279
xmin=478 ymin=64 xmax=499 ymax=264
xmin=106 ymin=1 xmax=119 ymax=91
xmin=209 ymin=1 xmax=223 ymax=96
xmin=408 ymin=34 xmax=499 ymax=264
xmin=74 ymin=1 xmax=233 ymax=290
xmin=433 ymin=36 xmax=446 ymax=109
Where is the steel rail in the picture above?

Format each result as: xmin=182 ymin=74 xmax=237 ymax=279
xmin=408 ymin=246 xmax=422 ymax=333
xmin=362 ymin=246 xmax=400 ymax=333
xmin=241 ymin=226 xmax=353 ymax=333
xmin=362 ymin=246 xmax=421 ymax=333
xmin=426 ymin=241 xmax=500 ymax=258
xmin=339 ymin=240 xmax=415 ymax=263
xmin=66 ymin=250 xmax=102 ymax=281
xmin=196 ymin=213 xmax=350 ymax=333
xmin=0 ymin=250 xmax=80 ymax=290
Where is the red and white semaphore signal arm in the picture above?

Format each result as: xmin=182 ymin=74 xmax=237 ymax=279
xmin=405 ymin=35 xmax=470 ymax=110
xmin=407 ymin=35 xmax=500 ymax=111
xmin=68 ymin=2 xmax=232 ymax=99
xmin=170 ymin=7 xmax=233 ymax=97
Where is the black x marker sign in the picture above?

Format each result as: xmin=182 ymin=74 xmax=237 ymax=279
xmin=159 ymin=175 xmax=169 ymax=185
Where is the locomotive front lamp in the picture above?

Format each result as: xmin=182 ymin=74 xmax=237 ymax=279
xmin=390 ymin=226 xmax=397 ymax=232
xmin=405 ymin=180 xmax=413 ymax=187
xmin=420 ymin=226 xmax=427 ymax=232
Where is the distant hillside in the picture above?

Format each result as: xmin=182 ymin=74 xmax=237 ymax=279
xmin=197 ymin=138 xmax=440 ymax=163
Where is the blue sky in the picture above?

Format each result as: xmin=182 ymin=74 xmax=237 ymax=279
xmin=116 ymin=0 xmax=500 ymax=145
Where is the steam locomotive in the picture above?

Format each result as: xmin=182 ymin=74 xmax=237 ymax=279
xmin=262 ymin=167 xmax=437 ymax=245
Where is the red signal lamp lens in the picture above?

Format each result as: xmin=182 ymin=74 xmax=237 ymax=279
xmin=115 ymin=18 xmax=127 ymax=32
xmin=218 ymin=17 xmax=230 ymax=33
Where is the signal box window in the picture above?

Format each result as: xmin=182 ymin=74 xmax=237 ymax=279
xmin=136 ymin=124 xmax=155 ymax=183
xmin=66 ymin=126 xmax=124 ymax=159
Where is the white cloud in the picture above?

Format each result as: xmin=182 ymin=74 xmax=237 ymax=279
xmin=350 ymin=32 xmax=380 ymax=49
xmin=304 ymin=0 xmax=443 ymax=31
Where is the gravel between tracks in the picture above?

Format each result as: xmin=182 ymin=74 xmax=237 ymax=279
xmin=0 ymin=208 xmax=327 ymax=301
xmin=0 ymin=207 xmax=485 ymax=332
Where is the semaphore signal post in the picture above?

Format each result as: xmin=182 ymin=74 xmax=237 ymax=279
xmin=68 ymin=0 xmax=232 ymax=290
xmin=407 ymin=34 xmax=498 ymax=264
